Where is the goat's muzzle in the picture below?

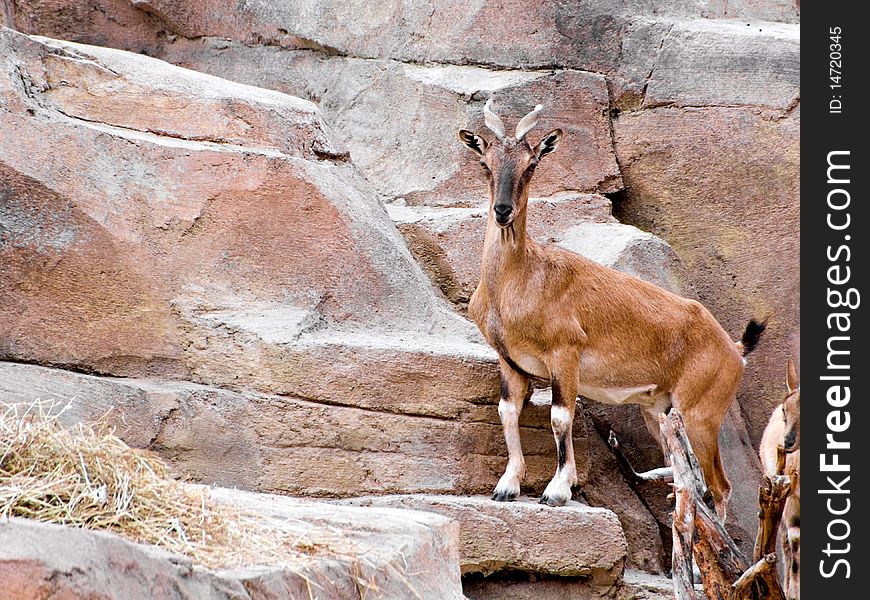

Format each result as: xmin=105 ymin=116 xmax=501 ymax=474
xmin=783 ymin=429 xmax=798 ymax=452
xmin=493 ymin=204 xmax=513 ymax=226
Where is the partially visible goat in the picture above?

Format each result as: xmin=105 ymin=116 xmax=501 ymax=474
xmin=458 ymin=99 xmax=765 ymax=519
xmin=760 ymin=360 xmax=800 ymax=599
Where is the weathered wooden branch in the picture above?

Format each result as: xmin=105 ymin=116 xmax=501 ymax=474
xmin=730 ymin=554 xmax=780 ymax=600
xmin=660 ymin=412 xmax=699 ymax=599
xmin=607 ymin=429 xmax=674 ymax=484
xmin=696 ymin=500 xmax=748 ymax=597
xmin=660 ymin=409 xmax=788 ymax=600
xmin=672 ymin=485 xmax=697 ymax=600
xmin=660 ymin=411 xmax=707 ymax=498
xmin=753 ymin=473 xmax=791 ymax=561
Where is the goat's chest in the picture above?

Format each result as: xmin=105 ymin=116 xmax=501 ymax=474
xmin=473 ymin=304 xmax=551 ymax=380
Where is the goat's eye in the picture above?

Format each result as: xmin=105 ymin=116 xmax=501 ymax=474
xmin=480 ymin=161 xmax=491 ymax=175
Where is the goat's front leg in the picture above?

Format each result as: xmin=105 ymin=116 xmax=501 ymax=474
xmin=492 ymin=358 xmax=530 ymax=502
xmin=541 ymin=354 xmax=579 ymax=507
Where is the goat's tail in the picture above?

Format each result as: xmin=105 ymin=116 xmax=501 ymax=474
xmin=735 ymin=317 xmax=768 ymax=358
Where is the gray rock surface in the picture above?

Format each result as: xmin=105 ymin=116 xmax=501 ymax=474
xmin=557 ymin=222 xmax=695 ymax=297
xmin=0 ymin=362 xmax=556 ymax=497
xmin=0 ymin=28 xmax=498 ymax=417
xmin=0 ymin=489 xmax=464 ymax=600
xmin=156 ymin=49 xmax=623 ymax=206
xmin=339 ymin=494 xmax=626 ymax=583
xmin=643 ymin=19 xmax=800 ymax=109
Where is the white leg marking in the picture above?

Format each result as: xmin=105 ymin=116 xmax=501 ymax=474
xmin=541 ymin=405 xmax=576 ymax=506
xmin=550 ymin=405 xmax=572 ymax=435
xmin=493 ymin=399 xmax=525 ymax=501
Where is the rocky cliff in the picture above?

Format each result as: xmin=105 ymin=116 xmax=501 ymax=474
xmin=1 ymin=2 xmax=799 ymax=597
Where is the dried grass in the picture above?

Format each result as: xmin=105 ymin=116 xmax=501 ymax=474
xmin=0 ymin=400 xmax=340 ymax=570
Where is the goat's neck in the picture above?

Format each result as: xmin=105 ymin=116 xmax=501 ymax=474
xmin=480 ymin=199 xmax=531 ymax=296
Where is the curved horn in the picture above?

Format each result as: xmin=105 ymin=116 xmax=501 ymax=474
xmin=515 ymin=104 xmax=543 ymax=141
xmin=483 ymin=98 xmax=506 ymax=141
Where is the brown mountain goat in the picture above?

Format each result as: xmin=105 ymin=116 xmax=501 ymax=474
xmin=458 ymin=100 xmax=765 ymax=519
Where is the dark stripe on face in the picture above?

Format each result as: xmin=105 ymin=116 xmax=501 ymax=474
xmin=494 ymin=159 xmax=516 ymax=211
xmin=557 ymin=434 xmax=567 ymax=469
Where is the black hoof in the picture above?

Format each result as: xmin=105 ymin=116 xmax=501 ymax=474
xmin=491 ymin=490 xmax=517 ymax=502
xmin=539 ymin=495 xmax=566 ymax=507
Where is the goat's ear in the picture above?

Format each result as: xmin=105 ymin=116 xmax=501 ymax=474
xmin=458 ymin=130 xmax=488 ymax=156
xmin=786 ymin=359 xmax=799 ymax=393
xmin=534 ymin=128 xmax=562 ymax=160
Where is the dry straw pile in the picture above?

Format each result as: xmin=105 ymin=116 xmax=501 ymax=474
xmin=0 ymin=400 xmax=335 ymax=570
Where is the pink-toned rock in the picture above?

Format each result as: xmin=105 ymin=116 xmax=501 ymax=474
xmin=2 ymin=1 xmax=799 ymax=75
xmin=0 ymin=361 xmax=664 ymax=571
xmin=0 ymin=488 xmax=464 ymax=600
xmin=0 ymin=28 xmax=496 ymax=413
xmin=0 ymin=362 xmax=568 ymax=498
xmin=613 ymin=105 xmax=800 ymax=449
xmin=151 ymin=49 xmax=623 ymax=205
xmin=341 ymin=494 xmax=626 ymax=584
xmin=2 ymin=2 xmax=799 ymax=120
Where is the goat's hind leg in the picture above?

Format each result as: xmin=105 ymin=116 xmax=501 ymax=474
xmin=492 ymin=359 xmax=530 ymax=502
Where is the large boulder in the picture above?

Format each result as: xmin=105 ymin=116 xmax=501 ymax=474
xmin=559 ymin=222 xmax=695 ymax=297
xmin=0 ymin=358 xmax=663 ymax=572
xmin=0 ymin=28 xmax=497 ymax=414
xmin=340 ymin=494 xmax=626 ymax=584
xmin=640 ymin=19 xmax=799 ymax=109
xmin=0 ymin=487 xmax=464 ymax=599
xmin=154 ymin=48 xmax=623 ymax=206
xmin=613 ymin=104 xmax=800 ymax=447
xmin=0 ymin=361 xmax=562 ymax=498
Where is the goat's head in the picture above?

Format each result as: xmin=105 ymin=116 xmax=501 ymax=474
xmin=458 ymin=99 xmax=562 ymax=228
xmin=781 ymin=359 xmax=800 ymax=452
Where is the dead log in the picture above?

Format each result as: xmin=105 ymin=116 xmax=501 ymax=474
xmin=659 ymin=411 xmax=706 ymax=498
xmin=659 ymin=410 xmax=788 ymax=600
xmin=607 ymin=430 xmax=674 ymax=484
xmin=730 ymin=554 xmax=781 ymax=600
xmin=672 ymin=485 xmax=697 ymax=600
xmin=660 ymin=412 xmax=698 ymax=599
xmin=753 ymin=472 xmax=791 ymax=561
xmin=694 ymin=499 xmax=749 ymax=599
xmin=661 ymin=411 xmax=747 ymax=600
